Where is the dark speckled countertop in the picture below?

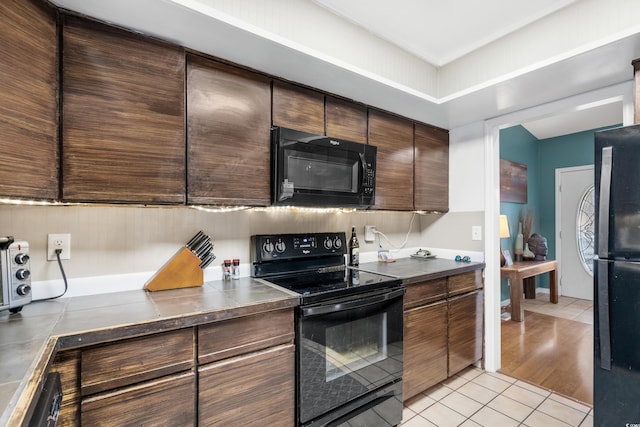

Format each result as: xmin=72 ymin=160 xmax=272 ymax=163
xmin=0 ymin=278 xmax=299 ymax=426
xmin=357 ymin=257 xmax=485 ymax=285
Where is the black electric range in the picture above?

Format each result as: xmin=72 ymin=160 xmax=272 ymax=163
xmin=250 ymin=232 xmax=402 ymax=303
xmin=250 ymin=232 xmax=405 ymax=427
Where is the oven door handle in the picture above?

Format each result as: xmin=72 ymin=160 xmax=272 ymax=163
xmin=301 ymin=287 xmax=405 ymax=317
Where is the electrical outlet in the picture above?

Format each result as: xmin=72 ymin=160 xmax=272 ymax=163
xmin=364 ymin=225 xmax=376 ymax=243
xmin=47 ymin=233 xmax=71 ymax=261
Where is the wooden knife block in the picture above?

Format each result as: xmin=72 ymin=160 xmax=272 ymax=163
xmin=144 ymin=247 xmax=204 ymax=292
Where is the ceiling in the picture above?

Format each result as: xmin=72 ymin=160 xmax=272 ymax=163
xmin=49 ymin=0 xmax=634 ymax=138
xmin=312 ymin=0 xmax=577 ymax=67
xmin=311 ymin=0 xmax=622 ymax=139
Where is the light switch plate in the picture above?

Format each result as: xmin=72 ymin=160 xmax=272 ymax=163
xmin=471 ymin=226 xmax=482 ymax=241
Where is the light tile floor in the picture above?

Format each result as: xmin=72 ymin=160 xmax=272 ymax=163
xmin=403 ymin=295 xmax=594 ymax=426
xmin=401 ymin=367 xmax=593 ymax=427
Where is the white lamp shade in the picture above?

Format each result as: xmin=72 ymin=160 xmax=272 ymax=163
xmin=499 ymin=215 xmax=510 ymax=238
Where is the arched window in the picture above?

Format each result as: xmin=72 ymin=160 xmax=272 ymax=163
xmin=576 ymin=185 xmax=595 ymax=276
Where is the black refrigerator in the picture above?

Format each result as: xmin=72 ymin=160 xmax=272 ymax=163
xmin=594 ymin=125 xmax=640 ymax=425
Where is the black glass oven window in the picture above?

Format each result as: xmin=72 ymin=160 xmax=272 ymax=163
xmin=325 ymin=312 xmax=388 ymax=382
xmin=298 ymin=293 xmax=403 ymax=424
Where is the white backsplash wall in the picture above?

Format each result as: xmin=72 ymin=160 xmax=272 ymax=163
xmin=0 ymin=204 xmax=484 ymax=296
xmin=419 ymin=211 xmax=485 ymax=254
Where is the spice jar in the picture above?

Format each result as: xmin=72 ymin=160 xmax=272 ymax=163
xmin=232 ymin=259 xmax=240 ymax=280
xmin=223 ymin=260 xmax=232 ymax=281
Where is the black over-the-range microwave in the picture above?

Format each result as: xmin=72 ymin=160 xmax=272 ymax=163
xmin=271 ymin=126 xmax=376 ymax=208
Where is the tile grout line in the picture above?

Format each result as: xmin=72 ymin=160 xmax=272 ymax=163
xmin=526 ymin=390 xmax=590 ymax=427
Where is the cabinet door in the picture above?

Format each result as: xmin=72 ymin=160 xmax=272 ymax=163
xmin=0 ymin=0 xmax=58 ymax=200
xmin=272 ymin=80 xmax=324 ymax=135
xmin=62 ymin=16 xmax=185 ymax=204
xmin=81 ymin=372 xmax=195 ymax=427
xmin=448 ymin=290 xmax=484 ymax=376
xmin=403 ymin=300 xmax=448 ymax=401
xmin=187 ymin=55 xmax=271 ymax=206
xmin=368 ymin=109 xmax=414 ymax=210
xmin=414 ymin=123 xmax=449 ymax=212
xmin=199 ymin=344 xmax=295 ymax=426
xmin=50 ymin=350 xmax=81 ymax=426
xmin=326 ymin=96 xmax=367 ymax=143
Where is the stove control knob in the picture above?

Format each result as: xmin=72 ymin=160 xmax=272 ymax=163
xmin=275 ymin=239 xmax=286 ymax=253
xmin=333 ymin=237 xmax=342 ymax=249
xmin=16 ymin=269 xmax=31 ymax=281
xmin=17 ymin=284 xmax=31 ymax=296
xmin=15 ymin=253 xmax=30 ymax=265
xmin=323 ymin=237 xmax=333 ymax=250
xmin=262 ymin=241 xmax=274 ymax=254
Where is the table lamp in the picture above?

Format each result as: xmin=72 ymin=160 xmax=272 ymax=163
xmin=499 ymin=215 xmax=510 ymax=267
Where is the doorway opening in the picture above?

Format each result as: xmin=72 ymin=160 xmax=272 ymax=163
xmin=483 ymin=82 xmax=632 ymax=403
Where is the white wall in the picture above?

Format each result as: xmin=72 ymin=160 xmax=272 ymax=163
xmin=449 ymin=122 xmax=486 ymax=212
xmin=1 ymin=205 xmax=416 ymax=281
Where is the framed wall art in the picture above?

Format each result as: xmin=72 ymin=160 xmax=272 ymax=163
xmin=500 ymin=159 xmax=528 ymax=203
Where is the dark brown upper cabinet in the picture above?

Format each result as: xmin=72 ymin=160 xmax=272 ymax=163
xmin=414 ymin=123 xmax=449 ymax=212
xmin=0 ymin=0 xmax=58 ymax=200
xmin=272 ymin=81 xmax=325 ymax=135
xmin=186 ymin=55 xmax=271 ymax=206
xmin=325 ymin=97 xmax=367 ymax=143
xmin=61 ymin=16 xmax=186 ymax=204
xmin=368 ymin=109 xmax=414 ymax=210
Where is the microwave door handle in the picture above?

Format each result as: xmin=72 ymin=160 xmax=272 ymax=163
xmin=359 ymin=152 xmax=367 ymax=190
xmin=598 ymin=146 xmax=612 ymax=257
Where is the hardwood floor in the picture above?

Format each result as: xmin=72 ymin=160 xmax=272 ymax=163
xmin=500 ymin=296 xmax=593 ymax=406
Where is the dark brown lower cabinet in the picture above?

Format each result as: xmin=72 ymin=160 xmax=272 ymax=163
xmin=50 ymin=350 xmax=81 ymax=426
xmin=402 ymin=270 xmax=484 ymax=401
xmin=199 ymin=344 xmax=295 ymax=426
xmin=44 ymin=308 xmax=295 ymax=426
xmin=81 ymin=372 xmax=195 ymax=426
xmin=448 ymin=290 xmax=484 ymax=376
xmin=403 ymin=300 xmax=448 ymax=400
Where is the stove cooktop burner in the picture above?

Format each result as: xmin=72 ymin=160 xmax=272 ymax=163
xmin=263 ymin=268 xmax=401 ymax=303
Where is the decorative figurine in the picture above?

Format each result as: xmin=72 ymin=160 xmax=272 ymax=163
xmin=527 ymin=233 xmax=548 ymax=261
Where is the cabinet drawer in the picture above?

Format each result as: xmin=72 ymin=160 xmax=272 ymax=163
xmin=448 ymin=270 xmax=483 ymax=297
xmin=81 ymin=371 xmax=195 ymax=427
xmin=199 ymin=344 xmax=294 ymax=426
xmin=81 ymin=328 xmax=194 ymax=396
xmin=198 ymin=308 xmax=294 ymax=365
xmin=404 ymin=278 xmax=447 ymax=309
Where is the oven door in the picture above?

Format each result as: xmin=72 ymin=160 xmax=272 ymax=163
xmin=297 ymin=287 xmax=404 ymax=426
xmin=272 ymin=126 xmax=376 ymax=207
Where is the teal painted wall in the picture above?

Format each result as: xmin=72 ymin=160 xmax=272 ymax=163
xmin=499 ymin=126 xmax=539 ymax=301
xmin=537 ymin=126 xmax=618 ymax=261
xmin=499 ymin=124 xmax=619 ymax=302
